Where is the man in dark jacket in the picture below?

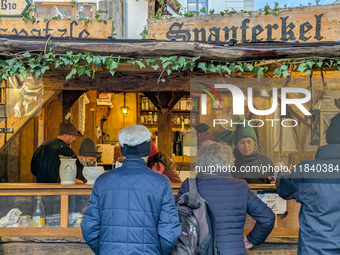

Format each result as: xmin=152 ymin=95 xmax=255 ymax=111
xmin=276 ymin=113 xmax=340 ymax=255
xmin=177 ymin=141 xmax=275 ymax=254
xmin=81 ymin=125 xmax=181 ymax=255
xmin=31 ymin=122 xmax=84 ymax=183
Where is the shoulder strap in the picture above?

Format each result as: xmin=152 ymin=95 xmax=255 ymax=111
xmin=206 ymin=202 xmax=220 ymax=255
xmin=188 ymin=178 xmax=198 ymax=193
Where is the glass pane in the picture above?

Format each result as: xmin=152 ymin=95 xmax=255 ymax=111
xmin=0 ymin=196 xmax=60 ymax=228
xmin=68 ymin=195 xmax=91 ymax=227
xmin=78 ymin=5 xmax=94 ymax=18
xmin=55 ymin=5 xmax=73 ymax=17
xmin=198 ymin=3 xmax=207 ymax=12
xmin=36 ymin=5 xmax=54 ymax=18
xmin=187 ymin=3 xmax=197 ymax=12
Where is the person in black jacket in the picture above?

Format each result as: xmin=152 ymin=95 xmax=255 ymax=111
xmin=276 ymin=113 xmax=340 ymax=255
xmin=177 ymin=140 xmax=275 ymax=255
xmin=31 ymin=122 xmax=84 ymax=183
xmin=232 ymin=119 xmax=275 ymax=184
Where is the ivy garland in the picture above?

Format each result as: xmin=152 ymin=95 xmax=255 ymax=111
xmin=0 ymin=47 xmax=339 ymax=83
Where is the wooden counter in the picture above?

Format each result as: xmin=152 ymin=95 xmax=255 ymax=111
xmin=0 ymin=183 xmax=299 ymax=243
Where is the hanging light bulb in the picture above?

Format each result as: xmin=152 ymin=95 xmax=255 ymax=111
xmin=120 ymin=92 xmax=129 ymax=115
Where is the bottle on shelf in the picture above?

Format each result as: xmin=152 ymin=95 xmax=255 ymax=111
xmin=145 ymin=98 xmax=149 ymax=110
xmin=140 ymin=116 xmax=145 ymax=123
xmin=153 ymin=112 xmax=158 ymax=123
xmin=32 ymin=195 xmax=45 ymax=227
xmin=148 ymin=112 xmax=153 ymax=124
xmin=141 ymin=97 xmax=146 ymax=110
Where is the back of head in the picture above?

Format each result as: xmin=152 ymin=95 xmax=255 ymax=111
xmin=196 ymin=140 xmax=235 ymax=170
xmin=234 ymin=119 xmax=257 ymax=145
xmin=326 ymin=113 xmax=340 ymax=144
xmin=118 ymin=125 xmax=151 ymax=158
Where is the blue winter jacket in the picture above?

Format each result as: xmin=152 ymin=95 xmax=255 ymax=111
xmin=177 ymin=175 xmax=275 ymax=255
xmin=276 ymin=144 xmax=340 ymax=255
xmin=81 ymin=157 xmax=181 ymax=255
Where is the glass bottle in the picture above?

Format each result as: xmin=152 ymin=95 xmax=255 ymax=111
xmin=148 ymin=112 xmax=153 ymax=124
xmin=33 ymin=196 xmax=45 ymax=227
xmin=145 ymin=98 xmax=149 ymax=110
xmin=141 ymin=97 xmax=145 ymax=110
xmin=153 ymin=112 xmax=158 ymax=123
xmin=19 ymin=215 xmax=33 ymax=228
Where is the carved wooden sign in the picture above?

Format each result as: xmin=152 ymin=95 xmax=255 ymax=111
xmin=0 ymin=0 xmax=30 ymax=17
xmin=0 ymin=18 xmax=113 ymax=39
xmin=148 ymin=5 xmax=340 ymax=43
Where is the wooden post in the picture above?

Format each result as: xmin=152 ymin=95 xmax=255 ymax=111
xmin=157 ymin=110 xmax=173 ymax=157
xmin=60 ymin=194 xmax=69 ymax=228
xmin=143 ymin=92 xmax=188 ymax=158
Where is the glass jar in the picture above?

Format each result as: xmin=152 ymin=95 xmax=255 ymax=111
xmin=19 ymin=215 xmax=33 ymax=228
xmin=186 ymin=98 xmax=191 ymax=110
xmin=180 ymin=98 xmax=186 ymax=110
xmin=191 ymin=115 xmax=197 ymax=124
xmin=140 ymin=116 xmax=145 ymax=123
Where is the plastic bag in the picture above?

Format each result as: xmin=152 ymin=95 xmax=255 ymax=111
xmin=7 ymin=74 xmax=44 ymax=117
xmin=0 ymin=208 xmax=22 ymax=228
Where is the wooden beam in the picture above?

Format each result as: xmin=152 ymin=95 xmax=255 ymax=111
xmin=0 ymin=89 xmax=61 ymax=153
xmin=4 ymin=38 xmax=340 ymax=61
xmin=39 ymin=69 xmax=340 ymax=92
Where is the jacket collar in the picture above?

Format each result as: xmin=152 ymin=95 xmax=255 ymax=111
xmin=122 ymin=157 xmax=147 ymax=166
xmin=316 ymin=144 xmax=340 ymax=159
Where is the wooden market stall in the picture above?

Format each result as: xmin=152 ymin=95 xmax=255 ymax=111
xmin=1 ymin=3 xmax=340 ymax=254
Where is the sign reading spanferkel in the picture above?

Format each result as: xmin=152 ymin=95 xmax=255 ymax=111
xmin=0 ymin=0 xmax=31 ymax=17
xmin=147 ymin=4 xmax=340 ymax=43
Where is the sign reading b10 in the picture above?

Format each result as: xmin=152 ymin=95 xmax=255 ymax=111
xmin=0 ymin=0 xmax=31 ymax=17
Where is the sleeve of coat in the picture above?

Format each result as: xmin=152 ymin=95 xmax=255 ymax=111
xmin=175 ymin=179 xmax=188 ymax=202
xmin=158 ymin=180 xmax=182 ymax=255
xmin=246 ymin=187 xmax=275 ymax=245
xmin=81 ymin=182 xmax=101 ymax=255
xmin=276 ymin=171 xmax=299 ymax=200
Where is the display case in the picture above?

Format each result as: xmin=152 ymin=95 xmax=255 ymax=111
xmin=0 ymin=183 xmax=299 ymax=243
xmin=0 ymin=183 xmax=92 ymax=237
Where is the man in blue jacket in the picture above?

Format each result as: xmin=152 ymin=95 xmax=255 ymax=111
xmin=276 ymin=113 xmax=340 ymax=255
xmin=81 ymin=125 xmax=181 ymax=255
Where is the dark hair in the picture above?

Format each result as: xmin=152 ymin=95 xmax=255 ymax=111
xmin=147 ymin=151 xmax=174 ymax=172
